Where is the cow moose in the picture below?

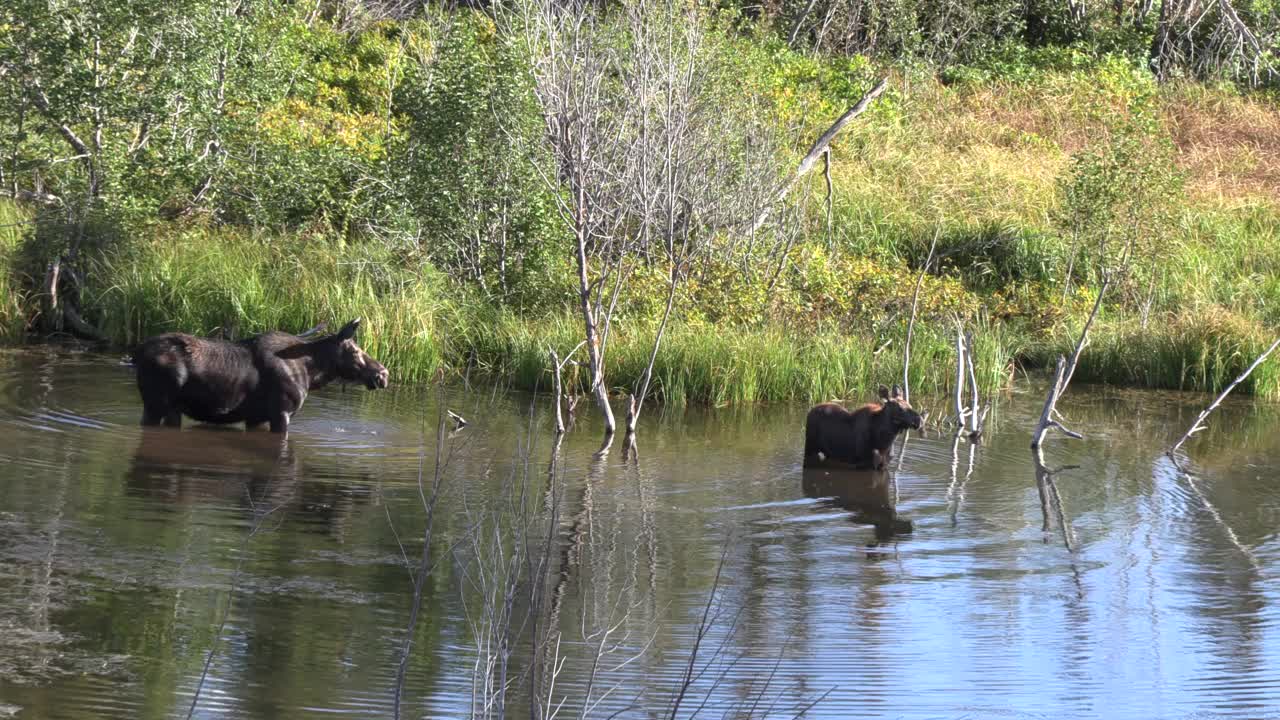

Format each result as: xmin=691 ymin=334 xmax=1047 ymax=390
xmin=803 ymin=385 xmax=923 ymax=470
xmin=132 ymin=318 xmax=389 ymax=434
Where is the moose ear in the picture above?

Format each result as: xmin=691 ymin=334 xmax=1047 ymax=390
xmin=891 ymin=384 xmax=903 ymax=401
xmin=878 ymin=385 xmax=891 ymax=402
xmin=337 ymin=318 xmax=361 ymax=341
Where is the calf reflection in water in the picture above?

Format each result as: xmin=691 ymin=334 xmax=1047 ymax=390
xmin=803 ymin=467 xmax=913 ymax=540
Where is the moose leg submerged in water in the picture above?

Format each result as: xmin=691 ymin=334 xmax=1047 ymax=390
xmin=133 ymin=318 xmax=389 ymax=434
xmin=804 ymin=385 xmax=922 ymax=470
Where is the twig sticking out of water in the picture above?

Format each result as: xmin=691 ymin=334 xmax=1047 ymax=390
xmin=964 ymin=331 xmax=984 ymax=440
xmin=1031 ymin=275 xmax=1109 ymax=448
xmin=1168 ymin=336 xmax=1280 ymax=459
xmin=953 ymin=324 xmax=966 ymax=426
xmin=393 ymin=391 xmax=452 ymax=720
xmin=548 ymin=341 xmax=586 ymax=436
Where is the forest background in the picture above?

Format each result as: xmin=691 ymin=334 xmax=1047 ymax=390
xmin=2 ymin=0 xmax=1279 ymax=414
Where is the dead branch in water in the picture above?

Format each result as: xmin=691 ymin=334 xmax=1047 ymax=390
xmin=1168 ymin=336 xmax=1280 ymax=458
xmin=952 ymin=324 xmax=966 ymax=426
xmin=548 ymin=341 xmax=586 ymax=436
xmin=1031 ymin=275 xmax=1109 ymax=449
xmin=393 ymin=393 xmax=452 ymax=720
xmin=964 ymin=331 xmax=983 ymax=439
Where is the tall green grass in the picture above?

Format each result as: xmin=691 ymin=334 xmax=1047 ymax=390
xmin=1027 ymin=310 xmax=1280 ymax=400
xmin=0 ymin=201 xmax=29 ymax=342
xmin=460 ymin=313 xmax=1018 ymax=406
xmin=82 ymin=229 xmax=450 ymax=383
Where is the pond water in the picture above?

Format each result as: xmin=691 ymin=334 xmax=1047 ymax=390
xmin=1 ymin=346 xmax=1279 ymax=719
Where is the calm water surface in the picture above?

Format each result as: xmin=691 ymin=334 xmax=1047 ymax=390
xmin=1 ymin=347 xmax=1279 ymax=719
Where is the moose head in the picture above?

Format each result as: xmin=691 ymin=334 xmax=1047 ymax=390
xmin=327 ymin=318 xmax=390 ymax=390
xmin=878 ymin=384 xmax=923 ymax=431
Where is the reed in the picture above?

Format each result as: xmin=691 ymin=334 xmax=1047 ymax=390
xmin=82 ymin=229 xmax=450 ymax=383
xmin=0 ymin=202 xmax=30 ymax=343
xmin=1027 ymin=310 xmax=1280 ymax=400
xmin=461 ymin=314 xmax=1017 ymax=406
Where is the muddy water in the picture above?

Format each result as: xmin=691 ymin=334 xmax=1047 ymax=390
xmin=1 ymin=347 xmax=1279 ymax=719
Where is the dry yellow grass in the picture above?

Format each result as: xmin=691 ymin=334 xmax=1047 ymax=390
xmin=825 ymin=75 xmax=1280 ymax=225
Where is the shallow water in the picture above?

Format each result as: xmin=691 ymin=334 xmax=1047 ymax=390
xmin=0 ymin=346 xmax=1279 ymax=719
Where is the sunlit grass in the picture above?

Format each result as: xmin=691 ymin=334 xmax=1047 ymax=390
xmin=83 ymin=228 xmax=450 ymax=383
xmin=1027 ymin=309 xmax=1280 ymax=400
xmin=0 ymin=201 xmax=30 ymax=342
xmin=463 ymin=313 xmax=1019 ymax=406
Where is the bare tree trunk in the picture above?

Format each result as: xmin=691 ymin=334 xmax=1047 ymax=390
xmin=573 ymin=210 xmax=616 ymax=438
xmin=953 ymin=325 xmax=966 ymax=425
xmin=965 ymin=330 xmax=981 ymax=438
xmin=789 ymin=0 xmax=821 ymax=45
xmin=549 ymin=347 xmax=565 ymax=435
xmin=822 ymin=148 xmax=833 ymax=247
xmin=1031 ymin=277 xmax=1108 ymax=447
xmin=1149 ymin=0 xmax=1178 ymax=80
xmin=1062 ymin=275 xmax=1109 ymax=389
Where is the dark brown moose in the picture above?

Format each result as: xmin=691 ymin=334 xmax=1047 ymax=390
xmin=803 ymin=385 xmax=923 ymax=470
xmin=133 ymin=319 xmax=389 ymax=434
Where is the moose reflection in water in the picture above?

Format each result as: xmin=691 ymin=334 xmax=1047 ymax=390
xmin=803 ymin=467 xmax=913 ymax=540
xmin=127 ymin=428 xmax=371 ymax=536
xmin=132 ymin=318 xmax=389 ymax=434
xmin=803 ymin=384 xmax=923 ymax=470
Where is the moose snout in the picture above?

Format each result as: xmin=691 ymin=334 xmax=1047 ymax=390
xmin=367 ymin=365 xmax=390 ymax=390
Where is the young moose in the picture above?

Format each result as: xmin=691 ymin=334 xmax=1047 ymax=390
xmin=133 ymin=319 xmax=389 ymax=434
xmin=804 ymin=385 xmax=923 ymax=470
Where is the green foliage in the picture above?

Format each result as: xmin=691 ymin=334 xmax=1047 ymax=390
xmin=1053 ymin=95 xmax=1184 ymax=300
xmin=82 ymin=229 xmax=449 ymax=382
xmin=389 ymin=12 xmax=560 ymax=306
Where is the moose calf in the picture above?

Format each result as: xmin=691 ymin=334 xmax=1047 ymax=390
xmin=804 ymin=385 xmax=923 ymax=470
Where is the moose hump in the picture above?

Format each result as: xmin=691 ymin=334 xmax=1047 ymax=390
xmin=132 ymin=318 xmax=389 ymax=435
xmin=803 ymin=385 xmax=923 ymax=470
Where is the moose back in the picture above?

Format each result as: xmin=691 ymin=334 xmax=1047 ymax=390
xmin=132 ymin=319 xmax=389 ymax=434
xmin=803 ymin=385 xmax=923 ymax=470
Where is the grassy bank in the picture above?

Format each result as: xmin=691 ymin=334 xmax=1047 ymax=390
xmin=84 ymin=228 xmax=451 ymax=384
xmin=10 ymin=214 xmax=1274 ymax=403
xmin=3 ymin=15 xmax=1279 ymax=403
xmin=56 ymin=224 xmax=1017 ymax=404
